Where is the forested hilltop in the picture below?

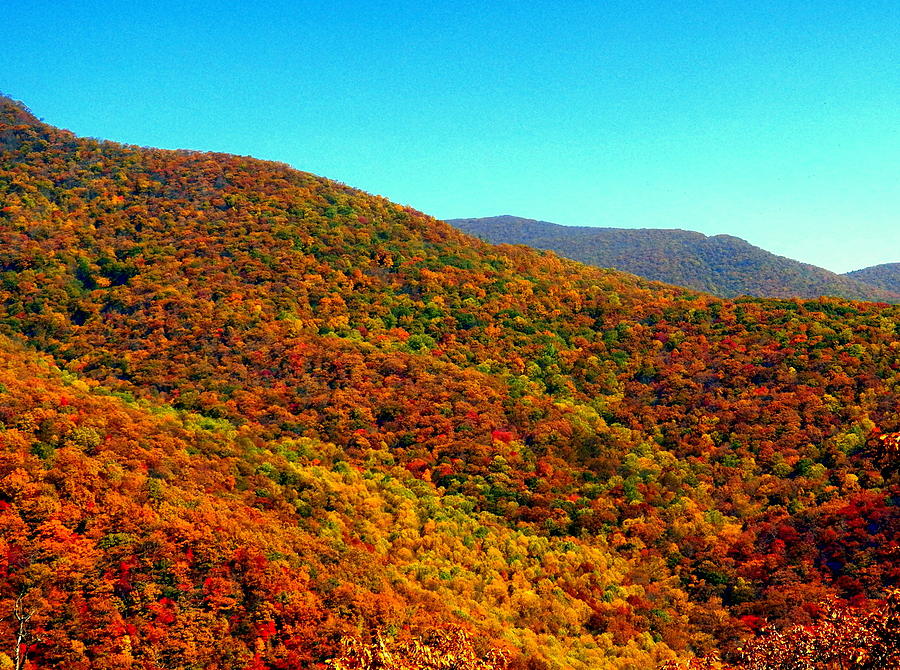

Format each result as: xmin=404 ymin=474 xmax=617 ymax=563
xmin=450 ymin=215 xmax=900 ymax=303
xmin=1 ymin=95 xmax=899 ymax=669
xmin=845 ymin=263 xmax=900 ymax=295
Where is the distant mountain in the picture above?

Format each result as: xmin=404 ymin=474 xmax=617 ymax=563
xmin=844 ymin=263 xmax=900 ymax=294
xmin=449 ymin=215 xmax=900 ymax=302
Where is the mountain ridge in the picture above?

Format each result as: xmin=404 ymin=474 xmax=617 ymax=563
xmin=844 ymin=262 xmax=900 ymax=293
xmin=448 ymin=215 xmax=900 ymax=302
xmin=0 ymin=93 xmax=40 ymax=125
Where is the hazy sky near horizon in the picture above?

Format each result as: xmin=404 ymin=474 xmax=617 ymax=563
xmin=3 ymin=1 xmax=899 ymax=273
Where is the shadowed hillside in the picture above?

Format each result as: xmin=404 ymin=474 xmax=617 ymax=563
xmin=845 ymin=262 xmax=900 ymax=294
xmin=450 ymin=215 xmax=900 ymax=302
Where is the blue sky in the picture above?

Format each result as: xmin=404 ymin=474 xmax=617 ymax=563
xmin=3 ymin=0 xmax=899 ymax=272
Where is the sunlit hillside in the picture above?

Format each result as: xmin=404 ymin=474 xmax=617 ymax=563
xmin=1 ymin=96 xmax=899 ymax=669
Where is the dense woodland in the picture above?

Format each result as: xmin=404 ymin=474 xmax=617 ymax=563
xmin=0 ymin=96 xmax=899 ymax=669
xmin=450 ymin=216 xmax=900 ymax=303
xmin=846 ymin=264 xmax=900 ymax=296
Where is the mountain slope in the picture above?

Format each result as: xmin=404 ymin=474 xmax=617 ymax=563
xmin=449 ymin=215 xmax=900 ymax=302
xmin=0 ymin=335 xmax=402 ymax=668
xmin=2 ymin=96 xmax=900 ymax=669
xmin=844 ymin=262 xmax=900 ymax=294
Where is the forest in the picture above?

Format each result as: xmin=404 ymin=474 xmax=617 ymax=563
xmin=846 ymin=264 xmax=900 ymax=295
xmin=450 ymin=216 xmax=900 ymax=303
xmin=0 ymin=95 xmax=898 ymax=669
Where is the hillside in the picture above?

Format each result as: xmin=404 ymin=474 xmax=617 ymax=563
xmin=1 ymin=95 xmax=900 ymax=669
xmin=845 ymin=262 xmax=900 ymax=294
xmin=449 ymin=215 xmax=900 ymax=302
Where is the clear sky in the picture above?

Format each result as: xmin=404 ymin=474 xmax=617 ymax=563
xmin=3 ymin=0 xmax=899 ymax=272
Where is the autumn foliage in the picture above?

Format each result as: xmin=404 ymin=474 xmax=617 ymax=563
xmin=328 ymin=629 xmax=508 ymax=670
xmin=451 ymin=215 xmax=900 ymax=302
xmin=737 ymin=589 xmax=900 ymax=669
xmin=0 ymin=94 xmax=899 ymax=668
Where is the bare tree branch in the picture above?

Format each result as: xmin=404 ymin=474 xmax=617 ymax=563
xmin=12 ymin=592 xmax=34 ymax=670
